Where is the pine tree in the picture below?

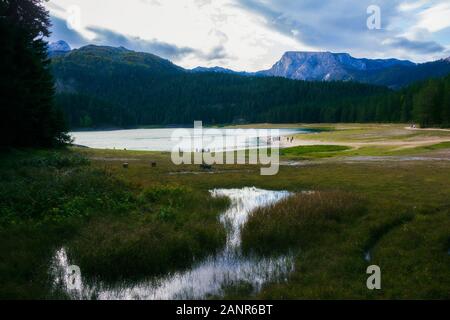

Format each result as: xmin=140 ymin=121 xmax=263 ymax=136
xmin=0 ymin=0 xmax=69 ymax=148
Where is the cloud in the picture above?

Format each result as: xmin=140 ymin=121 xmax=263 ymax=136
xmin=46 ymin=0 xmax=449 ymax=69
xmin=48 ymin=16 xmax=89 ymax=48
xmin=383 ymin=37 xmax=445 ymax=54
xmin=416 ymin=2 xmax=450 ymax=33
xmin=48 ymin=15 xmax=232 ymax=62
xmin=86 ymin=26 xmax=197 ymax=60
xmin=235 ymin=0 xmax=448 ymax=61
xmin=200 ymin=45 xmax=228 ymax=60
xmin=236 ymin=1 xmax=395 ymax=52
xmin=397 ymin=0 xmax=428 ymax=12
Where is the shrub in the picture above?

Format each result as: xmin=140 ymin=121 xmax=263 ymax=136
xmin=18 ymin=151 xmax=89 ymax=168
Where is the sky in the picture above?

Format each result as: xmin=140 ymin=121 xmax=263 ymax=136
xmin=46 ymin=0 xmax=450 ymax=71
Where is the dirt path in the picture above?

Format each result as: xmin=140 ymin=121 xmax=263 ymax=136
xmin=405 ymin=127 xmax=450 ymax=132
xmin=280 ymin=136 xmax=450 ymax=150
xmin=279 ymin=155 xmax=450 ymax=167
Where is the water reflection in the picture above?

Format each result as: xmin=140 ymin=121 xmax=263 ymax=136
xmin=51 ymin=187 xmax=294 ymax=300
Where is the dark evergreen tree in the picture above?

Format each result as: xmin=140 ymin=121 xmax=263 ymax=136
xmin=0 ymin=0 xmax=69 ymax=148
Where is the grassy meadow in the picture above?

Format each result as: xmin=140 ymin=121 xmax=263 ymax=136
xmin=0 ymin=124 xmax=449 ymax=299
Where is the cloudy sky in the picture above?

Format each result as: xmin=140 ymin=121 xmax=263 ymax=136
xmin=46 ymin=0 xmax=450 ymax=71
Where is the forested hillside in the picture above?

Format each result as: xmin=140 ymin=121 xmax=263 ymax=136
xmin=376 ymin=74 xmax=450 ymax=127
xmin=52 ymin=46 xmax=389 ymax=127
xmin=353 ymin=58 xmax=450 ymax=89
xmin=52 ymin=45 xmax=450 ymax=128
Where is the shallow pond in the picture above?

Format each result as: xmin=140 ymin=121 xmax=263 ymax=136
xmin=51 ymin=187 xmax=294 ymax=299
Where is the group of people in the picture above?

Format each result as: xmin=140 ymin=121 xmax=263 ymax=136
xmin=262 ymin=135 xmax=295 ymax=145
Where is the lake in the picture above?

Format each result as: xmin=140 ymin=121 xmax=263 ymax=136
xmin=70 ymin=128 xmax=310 ymax=152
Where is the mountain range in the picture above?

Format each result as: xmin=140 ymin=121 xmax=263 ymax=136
xmin=50 ymin=44 xmax=394 ymax=128
xmin=48 ymin=42 xmax=449 ymax=129
xmin=194 ymin=51 xmax=450 ymax=89
xmin=258 ymin=51 xmax=413 ymax=81
xmin=48 ymin=40 xmax=450 ymax=88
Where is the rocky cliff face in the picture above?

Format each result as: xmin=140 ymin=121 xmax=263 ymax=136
xmin=259 ymin=51 xmax=414 ymax=81
xmin=48 ymin=40 xmax=71 ymax=52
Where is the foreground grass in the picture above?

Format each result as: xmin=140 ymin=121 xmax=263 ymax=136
xmin=1 ymin=123 xmax=449 ymax=299
xmin=240 ymin=191 xmax=449 ymax=298
xmin=70 ymin=145 xmax=450 ymax=299
xmin=0 ymin=150 xmax=228 ymax=298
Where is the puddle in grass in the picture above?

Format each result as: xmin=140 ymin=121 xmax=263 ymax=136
xmin=51 ymin=187 xmax=294 ymax=299
xmin=364 ymin=251 xmax=371 ymax=262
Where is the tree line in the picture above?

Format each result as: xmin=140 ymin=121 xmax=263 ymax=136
xmin=54 ymin=67 xmax=450 ymax=128
xmin=51 ymin=44 xmax=450 ymax=129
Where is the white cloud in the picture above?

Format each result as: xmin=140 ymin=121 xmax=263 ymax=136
xmin=47 ymin=0 xmax=307 ymax=70
xmin=46 ymin=0 xmax=449 ymax=69
xmin=416 ymin=2 xmax=450 ymax=32
xmin=397 ymin=0 xmax=428 ymax=12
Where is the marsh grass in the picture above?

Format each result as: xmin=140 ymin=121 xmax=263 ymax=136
xmin=0 ymin=149 xmax=133 ymax=298
xmin=1 ymin=128 xmax=450 ymax=299
xmin=213 ymin=280 xmax=255 ymax=300
xmin=0 ymin=149 xmax=229 ymax=297
xmin=241 ymin=191 xmax=366 ymax=255
xmin=67 ymin=186 xmax=229 ymax=281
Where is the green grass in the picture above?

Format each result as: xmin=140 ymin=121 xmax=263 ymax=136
xmin=396 ymin=141 xmax=450 ymax=154
xmin=1 ymin=123 xmax=450 ymax=299
xmin=343 ymin=142 xmax=450 ymax=157
xmin=0 ymin=149 xmax=228 ymax=298
xmin=281 ymin=145 xmax=351 ymax=158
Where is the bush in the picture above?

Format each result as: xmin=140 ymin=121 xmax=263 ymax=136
xmin=0 ymin=151 xmax=132 ymax=225
xmin=18 ymin=151 xmax=89 ymax=168
xmin=138 ymin=185 xmax=188 ymax=204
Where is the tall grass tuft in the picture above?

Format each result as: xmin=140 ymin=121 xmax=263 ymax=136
xmin=241 ymin=191 xmax=366 ymax=255
xmin=67 ymin=186 xmax=229 ymax=281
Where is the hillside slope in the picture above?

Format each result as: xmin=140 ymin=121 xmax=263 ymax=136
xmin=51 ymin=45 xmax=390 ymax=128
